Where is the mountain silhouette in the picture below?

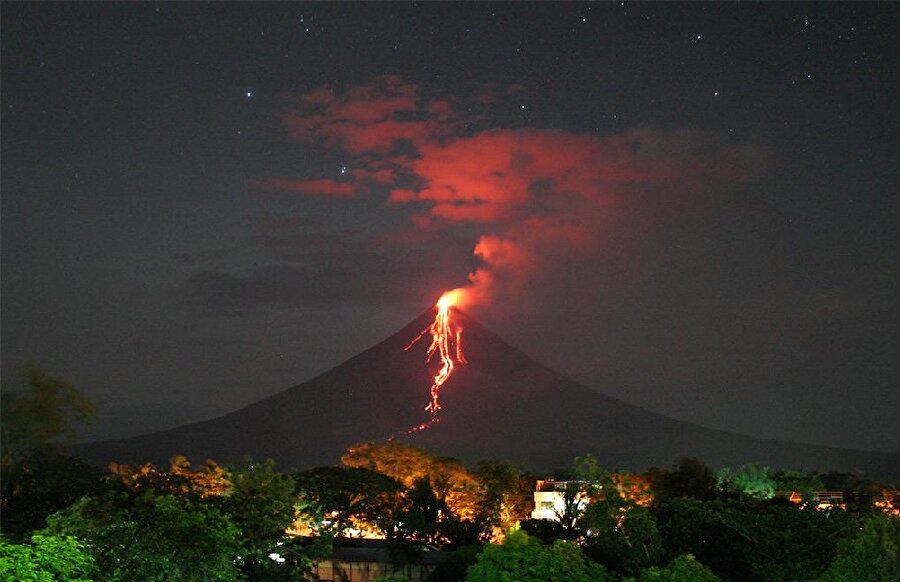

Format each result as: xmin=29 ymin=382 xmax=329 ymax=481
xmin=72 ymin=308 xmax=900 ymax=476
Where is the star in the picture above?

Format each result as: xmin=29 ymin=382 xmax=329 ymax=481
xmin=245 ymin=91 xmax=255 ymax=101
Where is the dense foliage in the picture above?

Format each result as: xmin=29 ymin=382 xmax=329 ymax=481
xmin=44 ymin=491 xmax=245 ymax=582
xmin=1 ymin=364 xmax=105 ymax=541
xmin=820 ymin=514 xmax=900 ymax=581
xmin=0 ymin=534 xmax=96 ymax=582
xmin=655 ymin=496 xmax=856 ymax=581
xmin=623 ymin=554 xmax=720 ymax=582
xmin=465 ymin=529 xmax=612 ymax=582
xmin=339 ymin=442 xmax=492 ymax=546
xmin=1 ymin=370 xmax=896 ymax=582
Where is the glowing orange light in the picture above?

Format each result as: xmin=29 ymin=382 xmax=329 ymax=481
xmin=400 ymin=289 xmax=467 ymax=434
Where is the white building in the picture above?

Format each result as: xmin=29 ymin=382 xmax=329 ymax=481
xmin=530 ymin=479 xmax=591 ymax=521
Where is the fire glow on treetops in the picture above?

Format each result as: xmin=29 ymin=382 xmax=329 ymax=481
xmin=399 ymin=288 xmax=468 ymax=435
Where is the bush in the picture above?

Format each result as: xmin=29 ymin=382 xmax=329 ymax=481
xmin=624 ymin=554 xmax=719 ymax=581
xmin=821 ymin=514 xmax=900 ymax=581
xmin=465 ymin=529 xmax=612 ymax=582
xmin=0 ymin=534 xmax=96 ymax=582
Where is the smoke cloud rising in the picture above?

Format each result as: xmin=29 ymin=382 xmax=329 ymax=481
xmin=269 ymin=75 xmax=770 ymax=311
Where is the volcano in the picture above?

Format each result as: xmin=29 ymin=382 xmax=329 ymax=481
xmin=72 ymin=309 xmax=900 ymax=476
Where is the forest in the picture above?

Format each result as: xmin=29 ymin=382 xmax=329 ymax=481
xmin=2 ymin=365 xmax=898 ymax=581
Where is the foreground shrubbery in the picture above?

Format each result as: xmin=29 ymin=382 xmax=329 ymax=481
xmin=821 ymin=514 xmax=900 ymax=582
xmin=0 ymin=534 xmax=95 ymax=581
xmin=5 ymin=449 xmax=894 ymax=582
xmin=2 ymin=365 xmax=898 ymax=581
xmin=466 ymin=529 xmax=613 ymax=582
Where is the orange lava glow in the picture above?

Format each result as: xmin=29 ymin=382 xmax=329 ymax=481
xmin=401 ymin=289 xmax=467 ymax=434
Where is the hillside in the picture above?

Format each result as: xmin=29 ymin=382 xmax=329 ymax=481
xmin=72 ymin=308 xmax=900 ymax=476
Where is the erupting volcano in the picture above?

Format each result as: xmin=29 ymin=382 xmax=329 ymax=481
xmin=71 ymin=305 xmax=900 ymax=477
xmin=399 ymin=289 xmax=468 ymax=435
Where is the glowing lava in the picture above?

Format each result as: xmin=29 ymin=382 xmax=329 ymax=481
xmin=402 ymin=289 xmax=467 ymax=434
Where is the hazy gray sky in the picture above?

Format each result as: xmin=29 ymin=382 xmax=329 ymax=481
xmin=3 ymin=3 xmax=898 ymax=452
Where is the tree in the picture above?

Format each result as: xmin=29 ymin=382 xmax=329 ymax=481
xmin=342 ymin=442 xmax=491 ymax=546
xmin=1 ymin=362 xmax=95 ymax=465
xmin=548 ymin=454 xmax=612 ymax=538
xmin=293 ymin=466 xmax=404 ymax=537
xmin=558 ymin=480 xmax=588 ymax=534
xmin=106 ymin=455 xmax=304 ymax=579
xmin=429 ymin=544 xmax=483 ymax=582
xmin=474 ymin=459 xmax=533 ymax=530
xmin=396 ymin=477 xmax=449 ymax=546
xmin=583 ymin=504 xmax=664 ymax=576
xmin=715 ymin=464 xmax=775 ymax=499
xmin=1 ymin=363 xmax=103 ymax=541
xmin=818 ymin=472 xmax=892 ymax=514
xmin=842 ymin=476 xmax=887 ymax=515
xmin=169 ymin=455 xmax=232 ymax=497
xmin=108 ymin=455 xmax=230 ymax=500
xmin=0 ymin=534 xmax=96 ymax=582
xmin=624 ymin=554 xmax=720 ymax=581
xmin=655 ymin=496 xmax=856 ymax=581
xmin=570 ymin=454 xmax=606 ymax=483
xmin=581 ymin=468 xmax=664 ymax=576
xmin=647 ymin=458 xmax=718 ymax=503
xmin=0 ymin=454 xmax=107 ymax=541
xmin=218 ymin=458 xmax=303 ymax=581
xmin=44 ymin=490 xmax=245 ymax=582
xmin=820 ymin=514 xmax=900 ymax=581
xmin=464 ymin=529 xmax=613 ymax=582
xmin=772 ymin=469 xmax=823 ymax=503
xmin=518 ymin=518 xmax=567 ymax=544
xmin=343 ymin=442 xmax=485 ymax=522
xmin=612 ymin=472 xmax=655 ymax=508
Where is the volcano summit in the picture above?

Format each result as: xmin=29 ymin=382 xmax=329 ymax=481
xmin=73 ymin=309 xmax=900 ymax=476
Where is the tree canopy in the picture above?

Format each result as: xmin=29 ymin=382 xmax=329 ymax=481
xmin=44 ymin=491 xmax=245 ymax=582
xmin=465 ymin=529 xmax=612 ymax=582
xmin=1 ymin=363 xmax=95 ymax=459
xmin=0 ymin=534 xmax=96 ymax=582
xmin=342 ymin=442 xmax=485 ymax=521
xmin=1 ymin=363 xmax=103 ymax=541
xmin=820 ymin=514 xmax=900 ymax=581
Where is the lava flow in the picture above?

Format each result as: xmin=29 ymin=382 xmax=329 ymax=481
xmin=400 ymin=289 xmax=467 ymax=434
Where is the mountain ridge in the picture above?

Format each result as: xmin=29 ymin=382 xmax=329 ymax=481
xmin=71 ymin=308 xmax=900 ymax=477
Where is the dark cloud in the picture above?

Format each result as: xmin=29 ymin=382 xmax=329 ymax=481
xmin=251 ymin=232 xmax=361 ymax=259
xmin=181 ymin=252 xmax=443 ymax=312
xmin=178 ymin=226 xmax=470 ymax=313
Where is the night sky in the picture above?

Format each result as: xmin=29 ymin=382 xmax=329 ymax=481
xmin=3 ymin=3 xmax=898 ymax=454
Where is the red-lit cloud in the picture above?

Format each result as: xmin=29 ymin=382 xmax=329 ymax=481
xmin=281 ymin=75 xmax=456 ymax=154
xmin=273 ymin=76 xmax=771 ymax=310
xmin=252 ymin=178 xmax=357 ymax=198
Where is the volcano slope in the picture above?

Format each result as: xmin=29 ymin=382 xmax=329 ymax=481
xmin=72 ymin=308 xmax=899 ymax=476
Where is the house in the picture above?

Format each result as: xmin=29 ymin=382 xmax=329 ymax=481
xmin=530 ymin=474 xmax=654 ymax=522
xmin=309 ymin=539 xmax=452 ymax=582
xmin=530 ymin=479 xmax=590 ymax=521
